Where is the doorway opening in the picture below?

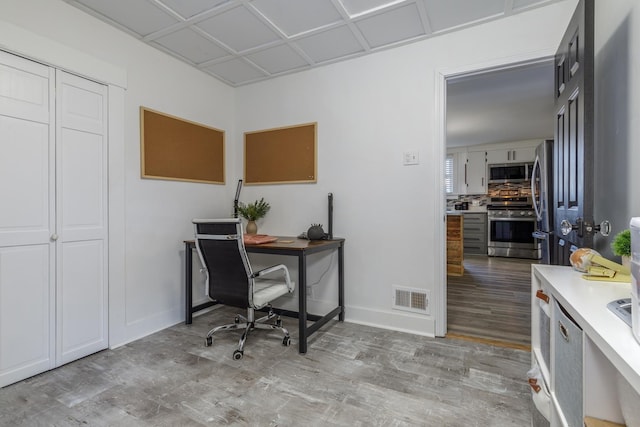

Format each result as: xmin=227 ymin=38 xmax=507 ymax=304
xmin=438 ymin=57 xmax=554 ymax=346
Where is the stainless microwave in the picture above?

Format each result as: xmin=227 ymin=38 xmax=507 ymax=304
xmin=488 ymin=162 xmax=533 ymax=183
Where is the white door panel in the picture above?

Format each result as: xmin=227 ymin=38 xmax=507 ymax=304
xmin=57 ymin=240 xmax=106 ymax=365
xmin=55 ymin=70 xmax=108 ymax=365
xmin=0 ymin=245 xmax=53 ymax=386
xmin=0 ymin=52 xmax=54 ymax=388
xmin=60 ymin=128 xmax=105 ymax=236
xmin=0 ymin=52 xmax=50 ymax=124
xmin=59 ymin=73 xmax=105 ymax=134
xmin=0 ymin=52 xmax=109 ymax=387
xmin=0 ymin=116 xmax=51 ymax=246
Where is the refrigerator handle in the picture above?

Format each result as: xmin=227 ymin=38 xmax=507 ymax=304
xmin=531 ymin=155 xmax=542 ymax=221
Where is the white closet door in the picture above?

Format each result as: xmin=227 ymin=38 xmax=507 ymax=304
xmin=0 ymin=52 xmax=55 ymax=387
xmin=55 ymin=71 xmax=108 ymax=365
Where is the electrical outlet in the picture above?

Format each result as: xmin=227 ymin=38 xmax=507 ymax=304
xmin=403 ymin=151 xmax=419 ymax=165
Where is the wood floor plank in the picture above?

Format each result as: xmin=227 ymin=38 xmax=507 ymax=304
xmin=447 ymin=255 xmax=538 ymax=346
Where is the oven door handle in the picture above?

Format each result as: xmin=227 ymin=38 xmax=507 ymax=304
xmin=532 ymin=231 xmax=547 ymax=240
xmin=489 ymin=217 xmax=536 ymax=222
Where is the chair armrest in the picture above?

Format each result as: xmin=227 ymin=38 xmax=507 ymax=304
xmin=252 ymin=264 xmax=294 ymax=291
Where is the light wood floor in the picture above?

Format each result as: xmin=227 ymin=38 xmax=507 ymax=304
xmin=447 ymin=255 xmax=539 ymax=348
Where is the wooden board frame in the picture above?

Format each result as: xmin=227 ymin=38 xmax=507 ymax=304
xmin=140 ymin=107 xmax=225 ymax=184
xmin=244 ymin=122 xmax=317 ymax=185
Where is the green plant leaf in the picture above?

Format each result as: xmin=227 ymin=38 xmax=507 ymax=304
xmin=237 ymin=197 xmax=270 ymax=221
xmin=611 ymin=229 xmax=631 ymax=257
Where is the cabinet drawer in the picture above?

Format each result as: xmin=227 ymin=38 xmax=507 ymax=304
xmin=464 ymin=224 xmax=486 ymax=234
xmin=464 ymin=243 xmax=487 ymax=255
xmin=462 ymin=213 xmax=486 ymax=224
xmin=553 ymin=299 xmax=583 ymax=427
xmin=464 ymin=231 xmax=486 ymax=243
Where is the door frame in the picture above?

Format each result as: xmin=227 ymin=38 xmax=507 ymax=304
xmin=434 ymin=51 xmax=556 ymax=337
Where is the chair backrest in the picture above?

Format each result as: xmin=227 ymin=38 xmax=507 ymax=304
xmin=193 ymin=218 xmax=252 ymax=309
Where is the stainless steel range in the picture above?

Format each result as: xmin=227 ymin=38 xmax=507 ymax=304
xmin=487 ymin=194 xmax=541 ymax=259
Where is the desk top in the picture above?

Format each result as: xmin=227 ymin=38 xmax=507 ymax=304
xmin=186 ymin=236 xmax=344 ymax=254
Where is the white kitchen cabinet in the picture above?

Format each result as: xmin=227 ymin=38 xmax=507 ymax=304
xmin=465 ymin=150 xmax=486 ymax=194
xmin=446 ymin=149 xmax=468 ymax=195
xmin=530 ymin=265 xmax=640 ymax=427
xmin=486 ymin=146 xmax=536 ymax=164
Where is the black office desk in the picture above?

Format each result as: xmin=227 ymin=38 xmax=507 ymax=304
xmin=184 ymin=237 xmax=345 ymax=354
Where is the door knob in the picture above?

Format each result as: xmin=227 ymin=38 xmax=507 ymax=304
xmin=560 ymin=219 xmax=580 ymax=236
xmin=560 ymin=219 xmax=611 ymax=237
xmin=51 ymin=233 xmax=59 ymax=241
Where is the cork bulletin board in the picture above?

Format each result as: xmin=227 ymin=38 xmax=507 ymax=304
xmin=244 ymin=122 xmax=317 ymax=185
xmin=140 ymin=107 xmax=225 ymax=184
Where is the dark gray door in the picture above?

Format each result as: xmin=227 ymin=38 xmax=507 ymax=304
xmin=553 ymin=0 xmax=596 ymax=265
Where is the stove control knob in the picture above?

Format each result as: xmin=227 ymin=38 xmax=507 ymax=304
xmin=520 ymin=211 xmax=526 ymax=216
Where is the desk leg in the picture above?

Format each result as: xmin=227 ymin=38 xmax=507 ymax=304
xmin=298 ymin=253 xmax=307 ymax=354
xmin=186 ymin=242 xmax=193 ymax=325
xmin=338 ymin=243 xmax=345 ymax=321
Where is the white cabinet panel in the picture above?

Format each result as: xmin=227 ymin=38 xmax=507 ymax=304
xmin=487 ymin=146 xmax=536 ymax=164
xmin=466 ymin=150 xmax=486 ymax=194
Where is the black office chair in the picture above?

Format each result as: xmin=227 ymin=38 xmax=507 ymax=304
xmin=193 ymin=218 xmax=295 ymax=360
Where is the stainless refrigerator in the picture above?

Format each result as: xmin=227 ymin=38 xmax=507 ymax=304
xmin=531 ymin=140 xmax=554 ymax=264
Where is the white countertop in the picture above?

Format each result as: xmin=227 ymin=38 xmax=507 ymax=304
xmin=533 ymin=264 xmax=640 ymax=395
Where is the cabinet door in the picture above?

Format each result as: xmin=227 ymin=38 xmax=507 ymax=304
xmin=486 ymin=149 xmax=510 ymax=164
xmin=466 ymin=151 xmax=486 ymax=194
xmin=513 ymin=146 xmax=536 ymax=163
xmin=487 ymin=147 xmax=537 ymax=164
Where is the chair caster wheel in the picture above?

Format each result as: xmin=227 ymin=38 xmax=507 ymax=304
xmin=282 ymin=336 xmax=291 ymax=346
xmin=234 ymin=316 xmax=240 ymax=324
xmin=233 ymin=350 xmax=243 ymax=360
xmin=276 ymin=318 xmax=282 ymax=327
xmin=205 ymin=336 xmax=213 ymax=347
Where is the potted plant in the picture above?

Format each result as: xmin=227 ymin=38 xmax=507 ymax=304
xmin=237 ymin=198 xmax=270 ymax=234
xmin=611 ymin=229 xmax=631 ymax=267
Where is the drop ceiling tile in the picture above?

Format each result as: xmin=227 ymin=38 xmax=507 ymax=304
xmin=156 ymin=0 xmax=232 ymax=19
xmin=246 ymin=45 xmax=309 ymax=74
xmin=423 ymin=0 xmax=505 ymax=32
xmin=295 ymin=26 xmax=364 ymax=63
xmin=250 ymin=0 xmax=343 ymax=37
xmin=205 ymin=58 xmax=266 ymax=85
xmin=512 ymin=0 xmax=550 ymax=11
xmin=152 ymin=28 xmax=229 ymax=64
xmin=356 ymin=3 xmax=425 ymax=48
xmin=339 ymin=0 xmax=405 ymax=17
xmin=75 ymin=0 xmax=178 ymax=37
xmin=196 ymin=6 xmax=280 ymax=52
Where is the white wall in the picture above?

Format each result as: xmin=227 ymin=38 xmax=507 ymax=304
xmin=593 ymin=0 xmax=640 ymax=259
xmin=235 ymin=1 xmax=579 ymax=335
xmin=1 ymin=0 xmax=603 ymax=345
xmin=0 ymin=0 xmax=235 ymax=346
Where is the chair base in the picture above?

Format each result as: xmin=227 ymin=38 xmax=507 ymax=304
xmin=204 ymin=306 xmax=291 ymax=359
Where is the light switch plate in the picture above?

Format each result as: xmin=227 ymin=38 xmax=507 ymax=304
xmin=403 ymin=151 xmax=419 ymax=165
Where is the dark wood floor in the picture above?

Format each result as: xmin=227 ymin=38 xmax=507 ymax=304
xmin=447 ymin=255 xmax=538 ymax=347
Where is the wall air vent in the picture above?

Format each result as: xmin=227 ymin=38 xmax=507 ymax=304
xmin=393 ymin=286 xmax=430 ymax=315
